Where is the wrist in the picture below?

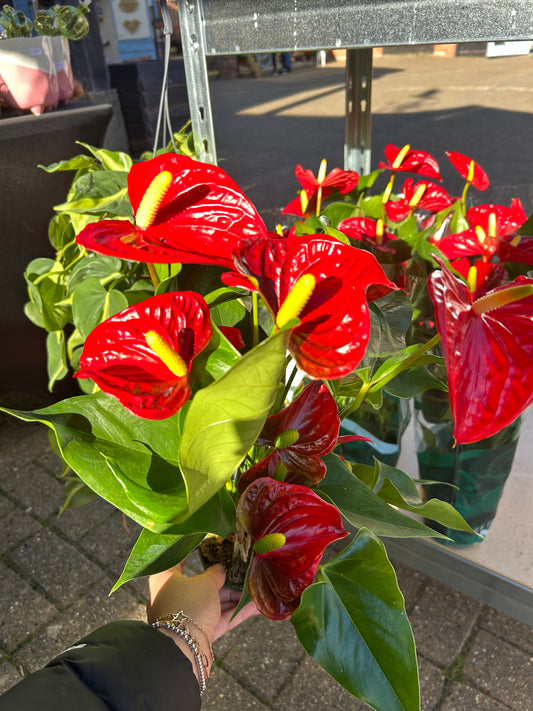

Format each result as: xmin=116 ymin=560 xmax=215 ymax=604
xmin=151 ymin=612 xmax=214 ymax=695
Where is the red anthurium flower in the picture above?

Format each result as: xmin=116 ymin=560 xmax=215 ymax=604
xmin=218 ymin=326 xmax=245 ymax=350
xmin=446 ymin=151 xmax=489 ymax=190
xmin=76 ymin=153 xmax=268 ymax=269
xmin=432 ymin=202 xmax=527 ymax=262
xmin=378 ymin=144 xmax=441 ymax=180
xmin=282 ymin=160 xmax=359 ymax=216
xmin=238 ymin=382 xmax=340 ymax=490
xmin=337 ymin=217 xmax=399 ymax=253
xmin=428 ymin=260 xmax=533 ymax=444
xmin=223 ymin=235 xmax=395 ymax=379
xmin=384 ymin=178 xmax=453 ymax=222
xmin=236 ymin=477 xmax=348 ymax=619
xmin=451 ymin=258 xmax=507 ymax=298
xmin=75 ymin=292 xmax=212 ymax=419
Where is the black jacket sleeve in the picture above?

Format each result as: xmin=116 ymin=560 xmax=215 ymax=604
xmin=0 ymin=620 xmax=201 ymax=711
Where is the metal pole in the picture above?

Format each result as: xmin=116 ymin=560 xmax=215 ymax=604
xmin=177 ymin=0 xmax=217 ymax=164
xmin=344 ymin=48 xmax=373 ymax=175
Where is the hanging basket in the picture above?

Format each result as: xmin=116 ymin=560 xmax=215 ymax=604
xmin=415 ymin=390 xmax=521 ymax=546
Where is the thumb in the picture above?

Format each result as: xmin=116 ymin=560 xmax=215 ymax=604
xmin=204 ymin=563 xmax=226 ymax=590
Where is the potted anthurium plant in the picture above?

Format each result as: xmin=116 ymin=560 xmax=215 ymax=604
xmin=4 ymin=134 xmax=532 ymax=711
xmin=280 ymin=144 xmax=533 ymax=545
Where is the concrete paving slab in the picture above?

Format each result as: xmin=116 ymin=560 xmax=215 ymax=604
xmin=0 ymin=561 xmax=57 ymax=652
xmin=409 ymin=581 xmax=482 ymax=666
xmin=440 ymin=683 xmax=509 ymax=711
xmin=202 ymin=666 xmax=269 ymax=710
xmin=479 ymin=608 xmax=533 ymax=655
xmin=7 ymin=528 xmax=106 ymax=606
xmin=220 ymin=616 xmax=304 ymax=703
xmin=463 ymin=629 xmax=533 ymax=711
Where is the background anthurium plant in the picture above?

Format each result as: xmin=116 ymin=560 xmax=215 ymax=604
xmin=5 ymin=130 xmax=533 ymax=711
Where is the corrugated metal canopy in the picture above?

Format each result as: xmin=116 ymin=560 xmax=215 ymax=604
xmin=200 ymin=0 xmax=533 ymax=54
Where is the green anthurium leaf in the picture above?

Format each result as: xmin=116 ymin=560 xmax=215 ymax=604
xmin=190 ymin=324 xmax=241 ymax=387
xmin=76 ymin=142 xmax=133 ymax=172
xmin=385 ymin=366 xmax=447 ymax=398
xmin=292 ymin=529 xmax=419 ymax=711
xmin=23 ymin=300 xmax=44 ymax=328
xmin=68 ymin=255 xmax=124 ymax=292
xmin=48 ymin=213 xmax=75 ymax=251
xmin=46 ymin=330 xmax=68 ymax=390
xmin=350 ymin=461 xmax=379 ymax=489
xmin=112 ymin=531 xmax=206 ymax=592
xmin=101 ymin=453 xmax=186 ymax=524
xmin=55 ymin=171 xmax=131 ymax=217
xmin=374 ymin=462 xmax=475 ymax=533
xmin=359 ymin=194 xmax=383 ymax=220
xmin=209 ymin=297 xmax=247 ymax=329
xmin=367 ymin=345 xmax=442 ymax=393
xmin=319 ymin=454 xmax=447 ymax=539
xmin=154 ymin=262 xmax=182 ymax=288
xmin=351 ymin=168 xmax=382 ymax=195
xmin=2 ymin=392 xmax=187 ymax=532
xmin=72 ymin=278 xmax=129 ymax=339
xmin=447 ymin=199 xmax=469 ymax=234
xmin=39 ymin=154 xmax=96 ymax=173
xmin=517 ymin=212 xmax=533 ymax=236
xmin=59 ymin=476 xmax=96 ymax=514
xmin=31 ymin=275 xmax=70 ymax=332
xmin=324 ymin=225 xmax=351 ymax=244
xmin=323 ymin=201 xmax=356 ymax=227
xmin=179 ymin=330 xmax=289 ymax=518
xmin=230 ymin=563 xmax=252 ymax=619
xmin=111 ymin=488 xmax=237 ymax=591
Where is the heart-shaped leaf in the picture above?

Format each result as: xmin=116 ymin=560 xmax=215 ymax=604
xmin=179 ymin=330 xmax=288 ymax=517
xmin=292 ymin=529 xmax=419 ymax=711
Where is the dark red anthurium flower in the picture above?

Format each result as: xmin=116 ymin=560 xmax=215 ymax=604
xmin=451 ymin=258 xmax=507 ymax=298
xmin=428 ymin=260 xmax=533 ymax=444
xmin=378 ymin=144 xmax=441 ymax=180
xmin=75 ymin=292 xmax=212 ymax=419
xmin=238 ymin=381 xmax=366 ymax=490
xmin=236 ymin=477 xmax=348 ymax=620
xmin=337 ymin=217 xmax=399 ymax=253
xmin=223 ymin=235 xmax=396 ymax=379
xmin=76 ymin=153 xmax=268 ymax=269
xmin=384 ymin=178 xmax=452 ymax=222
xmin=432 ymin=202 xmax=527 ymax=262
xmin=446 ymin=151 xmax=489 ymax=190
xmin=282 ymin=160 xmax=359 ymax=216
xmin=218 ymin=326 xmax=245 ymax=350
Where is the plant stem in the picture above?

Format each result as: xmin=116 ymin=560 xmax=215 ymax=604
xmin=340 ymin=332 xmax=442 ymax=420
xmin=147 ymin=263 xmax=160 ymax=290
xmin=252 ymin=292 xmax=259 ymax=347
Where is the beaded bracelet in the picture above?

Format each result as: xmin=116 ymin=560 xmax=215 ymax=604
xmin=151 ymin=612 xmax=213 ymax=695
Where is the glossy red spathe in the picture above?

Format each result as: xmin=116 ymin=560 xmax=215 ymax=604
xmin=384 ymin=178 xmax=452 ymax=222
xmin=75 ymin=291 xmax=212 ymax=419
xmin=236 ymin=477 xmax=348 ymax=619
xmin=378 ymin=144 xmax=441 ymax=180
xmin=446 ymin=151 xmax=489 ymax=191
xmin=223 ymin=235 xmax=396 ymax=379
xmin=282 ymin=162 xmax=359 ymax=216
xmin=238 ymin=381 xmax=341 ymax=490
xmin=428 ymin=261 xmax=533 ymax=443
xmin=76 ymin=153 xmax=268 ymax=269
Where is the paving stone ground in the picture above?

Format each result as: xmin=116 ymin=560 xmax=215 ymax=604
xmin=2 ymin=52 xmax=533 ymax=709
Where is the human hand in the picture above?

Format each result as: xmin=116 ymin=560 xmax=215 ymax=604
xmin=148 ymin=562 xmax=258 ymax=645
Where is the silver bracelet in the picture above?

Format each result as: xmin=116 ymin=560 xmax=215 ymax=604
xmin=152 ymin=618 xmax=208 ymax=694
